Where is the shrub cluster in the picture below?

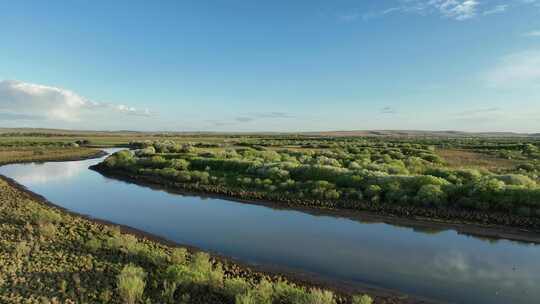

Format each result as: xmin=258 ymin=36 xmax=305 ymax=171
xmin=101 ymin=139 xmax=540 ymax=217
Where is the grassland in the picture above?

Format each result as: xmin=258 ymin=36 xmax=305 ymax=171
xmin=0 ymin=145 xmax=380 ymax=304
xmin=0 ymin=147 xmax=104 ymax=166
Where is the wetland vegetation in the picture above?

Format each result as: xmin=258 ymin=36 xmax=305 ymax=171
xmin=94 ymin=135 xmax=540 ymax=228
xmin=2 ymin=130 xmax=540 ymax=303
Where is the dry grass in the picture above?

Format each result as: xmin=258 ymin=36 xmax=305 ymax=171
xmin=436 ymin=148 xmax=518 ymax=171
xmin=0 ymin=147 xmax=101 ymax=165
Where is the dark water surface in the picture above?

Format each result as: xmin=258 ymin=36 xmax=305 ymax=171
xmin=1 ymin=149 xmax=539 ymax=304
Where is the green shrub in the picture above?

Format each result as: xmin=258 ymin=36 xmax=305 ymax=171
xmin=31 ymin=208 xmax=63 ymax=225
xmin=191 ymin=252 xmax=213 ymax=274
xmin=139 ymin=247 xmax=167 ymax=266
xmin=308 ymin=288 xmax=336 ymax=304
xmin=105 ymin=150 xmax=135 ymax=168
xmin=161 ymin=280 xmax=178 ymax=304
xmin=224 ymin=277 xmax=251 ymax=298
xmin=416 ymin=184 xmax=447 ymax=207
xmin=14 ymin=241 xmax=31 ymax=257
xmin=352 ymin=294 xmax=373 ymax=304
xmin=168 ymin=251 xmax=224 ymax=288
xmin=273 ymin=280 xmax=309 ymax=303
xmin=117 ymin=264 xmax=146 ymax=304
xmin=165 ymin=264 xmax=192 ymax=286
xmin=236 ymin=291 xmax=257 ymax=304
xmin=85 ymin=238 xmax=102 ymax=253
xmin=99 ymin=289 xmax=112 ymax=303
xmin=135 ymin=146 xmax=156 ymax=157
xmin=252 ymin=279 xmax=274 ymax=304
xmin=39 ymin=223 xmax=57 ymax=239
xmin=170 ymin=247 xmax=188 ymax=264
xmin=107 ymin=234 xmax=140 ymax=254
xmin=171 ymin=159 xmax=190 ymax=170
xmin=365 ymin=185 xmax=382 ymax=198
xmin=494 ymin=174 xmax=536 ymax=187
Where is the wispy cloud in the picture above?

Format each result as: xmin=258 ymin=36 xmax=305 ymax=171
xmin=433 ymin=0 xmax=479 ymax=20
xmin=380 ymin=106 xmax=397 ymax=114
xmin=523 ymin=30 xmax=540 ymax=37
xmin=482 ymin=4 xmax=509 ymax=15
xmin=393 ymin=0 xmax=480 ymax=21
xmin=358 ymin=0 xmax=540 ymax=22
xmin=0 ymin=112 xmax=46 ymax=121
xmin=254 ymin=112 xmax=294 ymax=119
xmin=206 ymin=119 xmax=230 ymax=127
xmin=455 ymin=107 xmax=501 ymax=116
xmin=451 ymin=107 xmax=511 ymax=125
xmin=235 ymin=117 xmax=255 ymax=123
xmin=207 ymin=112 xmax=294 ymax=128
xmin=357 ymin=7 xmax=401 ymax=22
xmin=0 ymin=80 xmax=154 ymax=123
xmin=484 ymin=50 xmax=540 ymax=88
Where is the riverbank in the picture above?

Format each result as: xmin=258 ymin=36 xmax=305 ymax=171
xmin=0 ymin=147 xmax=106 ymax=166
xmin=0 ymin=149 xmax=415 ymax=304
xmin=92 ymin=165 xmax=540 ymax=244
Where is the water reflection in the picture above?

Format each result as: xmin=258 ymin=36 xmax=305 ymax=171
xmin=0 ymin=161 xmax=89 ymax=184
xmin=1 ymin=152 xmax=539 ymax=304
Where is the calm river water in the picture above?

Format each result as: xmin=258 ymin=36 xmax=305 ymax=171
xmin=1 ymin=149 xmax=539 ymax=304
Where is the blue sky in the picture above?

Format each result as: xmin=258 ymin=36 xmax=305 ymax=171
xmin=1 ymin=0 xmax=540 ymax=132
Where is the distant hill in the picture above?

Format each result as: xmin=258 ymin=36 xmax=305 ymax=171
xmin=0 ymin=128 xmax=538 ymax=138
xmin=300 ymin=130 xmax=539 ymax=138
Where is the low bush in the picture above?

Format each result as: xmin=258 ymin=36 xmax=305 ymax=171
xmin=308 ymin=288 xmax=337 ymax=304
xmin=85 ymin=237 xmax=102 ymax=253
xmin=235 ymin=291 xmax=257 ymax=304
xmin=352 ymin=294 xmax=374 ymax=304
xmin=39 ymin=222 xmax=57 ymax=239
xmin=224 ymin=277 xmax=251 ymax=299
xmin=117 ymin=264 xmax=147 ymax=304
xmin=170 ymin=247 xmax=188 ymax=264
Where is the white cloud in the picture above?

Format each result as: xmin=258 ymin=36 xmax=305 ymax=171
xmin=484 ymin=50 xmax=540 ymax=88
xmin=523 ymin=30 xmax=540 ymax=37
xmin=354 ymin=0 xmax=539 ymax=23
xmin=433 ymin=0 xmax=479 ymax=20
xmin=397 ymin=0 xmax=479 ymax=20
xmin=0 ymin=80 xmax=90 ymax=121
xmin=0 ymin=80 xmax=153 ymax=123
xmin=115 ymin=104 xmax=152 ymax=116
